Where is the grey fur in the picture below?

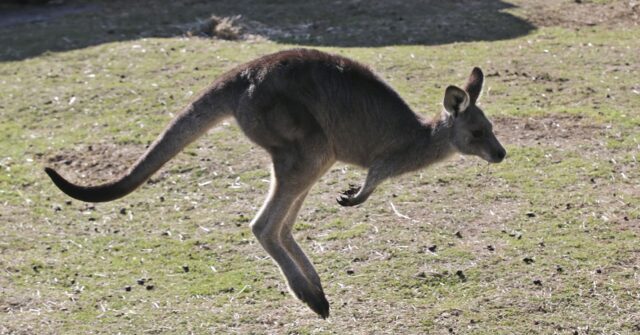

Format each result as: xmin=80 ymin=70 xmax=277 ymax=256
xmin=45 ymin=49 xmax=506 ymax=318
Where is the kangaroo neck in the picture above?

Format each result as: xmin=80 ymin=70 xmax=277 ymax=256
xmin=419 ymin=113 xmax=456 ymax=166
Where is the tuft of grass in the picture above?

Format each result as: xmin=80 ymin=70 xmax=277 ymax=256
xmin=188 ymin=15 xmax=244 ymax=40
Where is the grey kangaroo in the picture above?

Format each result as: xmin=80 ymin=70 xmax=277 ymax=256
xmin=45 ymin=49 xmax=506 ymax=318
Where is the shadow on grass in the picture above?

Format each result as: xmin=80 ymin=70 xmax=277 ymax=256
xmin=0 ymin=0 xmax=535 ymax=61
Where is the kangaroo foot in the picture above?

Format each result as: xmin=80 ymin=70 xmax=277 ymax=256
xmin=302 ymin=286 xmax=330 ymax=319
xmin=288 ymin=276 xmax=330 ymax=318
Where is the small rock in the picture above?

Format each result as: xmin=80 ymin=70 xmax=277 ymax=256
xmin=124 ymin=286 xmax=132 ymax=292
xmin=346 ymin=269 xmax=355 ymax=275
xmin=556 ymin=266 xmax=564 ymax=273
xmin=533 ymin=279 xmax=543 ymax=286
xmin=507 ymin=231 xmax=522 ymax=239
xmin=455 ymin=270 xmax=466 ymax=282
xmin=523 ymin=257 xmax=535 ymax=264
xmin=596 ymin=268 xmax=602 ymax=274
xmin=182 ymin=265 xmax=190 ymax=273
xmin=119 ymin=208 xmax=127 ymax=215
xmin=146 ymin=284 xmax=155 ymax=291
xmin=487 ymin=245 xmax=495 ymax=251
xmin=428 ymin=245 xmax=437 ymax=253
xmin=137 ymin=278 xmax=146 ymax=285
xmin=454 ymin=231 xmax=463 ymax=239
xmin=526 ymin=212 xmax=536 ymax=218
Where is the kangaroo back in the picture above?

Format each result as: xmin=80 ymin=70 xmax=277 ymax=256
xmin=45 ymin=86 xmax=235 ymax=202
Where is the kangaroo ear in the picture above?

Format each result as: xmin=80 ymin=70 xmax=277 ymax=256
xmin=443 ymin=85 xmax=470 ymax=117
xmin=464 ymin=67 xmax=484 ymax=104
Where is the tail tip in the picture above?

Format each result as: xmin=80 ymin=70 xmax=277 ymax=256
xmin=44 ymin=167 xmax=59 ymax=179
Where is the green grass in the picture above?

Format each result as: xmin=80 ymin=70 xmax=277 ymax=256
xmin=1 ymin=0 xmax=639 ymax=334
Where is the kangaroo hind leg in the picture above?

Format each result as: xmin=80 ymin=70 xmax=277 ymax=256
xmin=251 ymin=147 xmax=333 ymax=318
xmin=280 ymin=190 xmax=323 ymax=294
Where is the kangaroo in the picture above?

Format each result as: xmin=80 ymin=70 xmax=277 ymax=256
xmin=45 ymin=48 xmax=506 ymax=318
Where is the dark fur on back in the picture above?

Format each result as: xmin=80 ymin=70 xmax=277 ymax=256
xmin=222 ymin=49 xmax=424 ymax=167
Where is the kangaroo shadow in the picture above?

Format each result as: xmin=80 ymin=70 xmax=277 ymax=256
xmin=0 ymin=0 xmax=535 ymax=61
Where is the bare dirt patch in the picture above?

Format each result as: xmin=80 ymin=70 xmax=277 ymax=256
xmin=515 ymin=0 xmax=640 ymax=28
xmin=494 ymin=115 xmax=609 ymax=153
xmin=44 ymin=142 xmax=142 ymax=184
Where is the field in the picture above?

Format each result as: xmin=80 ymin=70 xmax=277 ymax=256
xmin=1 ymin=0 xmax=639 ymax=333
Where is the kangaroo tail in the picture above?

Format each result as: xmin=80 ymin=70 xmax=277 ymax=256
xmin=45 ymin=88 xmax=234 ymax=202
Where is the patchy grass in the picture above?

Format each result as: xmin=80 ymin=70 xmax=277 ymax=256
xmin=1 ymin=0 xmax=639 ymax=334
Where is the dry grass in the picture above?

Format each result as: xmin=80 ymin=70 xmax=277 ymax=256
xmin=189 ymin=15 xmax=243 ymax=40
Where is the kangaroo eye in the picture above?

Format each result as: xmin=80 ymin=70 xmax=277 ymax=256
xmin=472 ymin=130 xmax=484 ymax=138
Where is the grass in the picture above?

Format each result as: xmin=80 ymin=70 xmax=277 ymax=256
xmin=1 ymin=0 xmax=639 ymax=334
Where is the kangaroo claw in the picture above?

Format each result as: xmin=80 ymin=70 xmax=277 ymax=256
xmin=336 ymin=184 xmax=361 ymax=206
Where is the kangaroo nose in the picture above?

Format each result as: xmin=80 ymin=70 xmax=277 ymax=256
xmin=495 ymin=148 xmax=506 ymax=162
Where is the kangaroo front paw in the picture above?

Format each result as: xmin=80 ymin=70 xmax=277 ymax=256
xmin=336 ymin=184 xmax=361 ymax=207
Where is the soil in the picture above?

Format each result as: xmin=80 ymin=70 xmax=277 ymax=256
xmin=45 ymin=143 xmax=141 ymax=183
xmin=495 ymin=115 xmax=609 ymax=155
xmin=517 ymin=0 xmax=640 ymax=28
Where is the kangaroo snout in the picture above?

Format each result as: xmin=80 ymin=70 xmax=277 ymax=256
xmin=491 ymin=147 xmax=507 ymax=163
xmin=479 ymin=138 xmax=506 ymax=163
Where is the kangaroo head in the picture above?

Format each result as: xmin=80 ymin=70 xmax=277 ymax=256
xmin=442 ymin=67 xmax=506 ymax=163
